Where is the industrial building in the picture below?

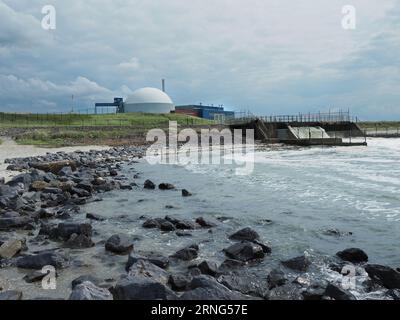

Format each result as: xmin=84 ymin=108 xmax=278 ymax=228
xmin=174 ymin=105 xmax=235 ymax=121
xmin=95 ymin=86 xmax=174 ymax=114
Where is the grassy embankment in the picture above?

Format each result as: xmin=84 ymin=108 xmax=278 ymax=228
xmin=358 ymin=121 xmax=400 ymax=130
xmin=0 ymin=112 xmax=213 ymax=147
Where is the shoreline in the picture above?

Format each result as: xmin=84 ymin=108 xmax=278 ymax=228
xmin=0 ymin=141 xmax=399 ymax=300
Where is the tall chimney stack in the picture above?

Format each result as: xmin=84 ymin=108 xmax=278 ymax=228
xmin=162 ymin=79 xmax=165 ymax=92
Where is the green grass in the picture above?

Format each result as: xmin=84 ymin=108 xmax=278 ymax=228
xmin=0 ymin=112 xmax=212 ymax=128
xmin=358 ymin=121 xmax=400 ymax=129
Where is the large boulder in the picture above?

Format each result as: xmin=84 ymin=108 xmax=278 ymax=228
xmin=31 ymin=161 xmax=77 ymax=175
xmin=126 ymin=252 xmax=169 ymax=270
xmin=229 ymin=228 xmax=260 ymax=242
xmin=105 ymin=235 xmax=134 ymax=255
xmin=196 ymin=217 xmax=216 ymax=228
xmin=127 ymin=260 xmax=169 ymax=285
xmin=170 ymin=244 xmax=199 ymax=261
xmin=16 ymin=251 xmax=69 ymax=270
xmin=65 ymin=234 xmax=95 ymax=249
xmin=267 ymin=269 xmax=288 ymax=289
xmin=198 ymin=260 xmax=218 ymax=277
xmin=69 ymin=281 xmax=113 ymax=300
xmin=365 ymin=264 xmax=400 ymax=289
xmin=181 ymin=275 xmax=254 ymax=300
xmin=159 ymin=183 xmax=175 ymax=190
xmin=281 ymin=255 xmax=311 ymax=272
xmin=144 ymin=180 xmax=156 ymax=190
xmin=336 ymin=248 xmax=368 ymax=263
xmin=40 ymin=223 xmax=92 ymax=241
xmin=324 ymin=283 xmax=356 ymax=300
xmin=112 ymin=276 xmax=177 ymax=300
xmin=168 ymin=274 xmax=191 ymax=291
xmin=71 ymin=275 xmax=101 ymax=289
xmin=223 ymin=242 xmax=265 ymax=262
xmin=0 ymin=216 xmax=35 ymax=231
xmin=217 ymin=271 xmax=268 ymax=298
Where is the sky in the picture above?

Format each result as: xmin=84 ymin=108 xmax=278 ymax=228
xmin=0 ymin=0 xmax=399 ymax=120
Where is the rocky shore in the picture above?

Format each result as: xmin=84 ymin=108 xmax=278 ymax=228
xmin=0 ymin=146 xmax=399 ymax=300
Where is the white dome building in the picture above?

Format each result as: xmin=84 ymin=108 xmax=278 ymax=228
xmin=124 ymin=87 xmax=174 ymax=113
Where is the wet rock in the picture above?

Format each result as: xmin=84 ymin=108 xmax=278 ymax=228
xmin=176 ymin=231 xmax=192 ymax=237
xmin=127 ymin=260 xmax=169 ymax=284
xmin=281 ymin=255 xmax=311 ymax=272
xmin=253 ymin=240 xmax=272 ymax=254
xmin=267 ymin=284 xmax=303 ymax=300
xmin=198 ymin=260 xmax=218 ymax=277
xmin=323 ymin=229 xmax=353 ymax=237
xmin=324 ymin=283 xmax=356 ymax=300
xmin=196 ymin=217 xmax=216 ymax=228
xmin=59 ymin=166 xmax=73 ymax=177
xmin=170 ymin=244 xmax=199 ymax=261
xmin=23 ymin=270 xmax=50 ymax=283
xmin=168 ymin=274 xmax=191 ymax=291
xmin=69 ymin=281 xmax=113 ymax=300
xmin=112 ymin=276 xmax=177 ymax=300
xmin=6 ymin=173 xmax=32 ymax=188
xmin=31 ymin=161 xmax=77 ymax=175
xmin=0 ymin=239 xmax=23 ymax=259
xmin=229 ymin=227 xmax=260 ymax=242
xmin=126 ymin=252 xmax=169 ymax=270
xmin=268 ymin=269 xmax=288 ymax=289
xmin=17 ymin=251 xmax=69 ymax=270
xmin=182 ymin=189 xmax=192 ymax=197
xmin=41 ymin=223 xmax=92 ymax=241
xmin=105 ymin=235 xmax=134 ymax=255
xmin=365 ymin=264 xmax=400 ymax=289
xmin=218 ymin=271 xmax=268 ymax=298
xmin=86 ymin=213 xmax=106 ymax=221
xmin=336 ymin=248 xmax=368 ymax=263
xmin=160 ymin=221 xmax=176 ymax=232
xmin=223 ymin=241 xmax=265 ymax=262
xmin=301 ymin=282 xmax=327 ymax=300
xmin=65 ymin=234 xmax=95 ymax=249
xmin=159 ymin=183 xmax=175 ymax=190
xmin=386 ymin=289 xmax=400 ymax=300
xmin=71 ymin=275 xmax=101 ymax=289
xmin=218 ymin=259 xmax=246 ymax=273
xmin=76 ymin=182 xmax=93 ymax=193
xmin=181 ymin=275 xmax=253 ymax=300
xmin=0 ymin=216 xmax=35 ymax=231
xmin=142 ymin=218 xmax=162 ymax=229
xmin=0 ymin=290 xmax=23 ymax=300
xmin=143 ymin=180 xmax=156 ymax=190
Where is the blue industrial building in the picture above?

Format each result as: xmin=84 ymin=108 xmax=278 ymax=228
xmin=175 ymin=105 xmax=235 ymax=121
xmin=95 ymin=98 xmax=124 ymax=114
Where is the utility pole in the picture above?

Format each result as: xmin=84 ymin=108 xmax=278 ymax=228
xmin=71 ymin=95 xmax=74 ymax=113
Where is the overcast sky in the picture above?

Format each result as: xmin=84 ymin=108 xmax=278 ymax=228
xmin=0 ymin=0 xmax=399 ymax=119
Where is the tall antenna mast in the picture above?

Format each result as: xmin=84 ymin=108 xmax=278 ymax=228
xmin=162 ymin=79 xmax=165 ymax=92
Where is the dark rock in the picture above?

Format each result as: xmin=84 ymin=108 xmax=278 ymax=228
xmin=0 ymin=290 xmax=23 ymax=300
xmin=267 ymin=284 xmax=303 ymax=300
xmin=41 ymin=223 xmax=92 ymax=241
xmin=109 ymin=170 xmax=118 ymax=177
xmin=126 ymin=252 xmax=169 ymax=270
xmin=142 ymin=218 xmax=161 ymax=229
xmin=0 ymin=216 xmax=35 ymax=231
xmin=218 ymin=271 xmax=268 ymax=298
xmin=144 ymin=180 xmax=156 ymax=190
xmin=72 ymin=275 xmax=101 ymax=289
xmin=324 ymin=283 xmax=356 ymax=300
xmin=168 ymin=274 xmax=191 ymax=291
xmin=23 ymin=270 xmax=50 ymax=283
xmin=323 ymin=229 xmax=352 ymax=237
xmin=198 ymin=260 xmax=218 ymax=277
xmin=69 ymin=281 xmax=113 ymax=300
xmin=159 ymin=183 xmax=175 ymax=190
xmin=181 ymin=275 xmax=253 ymax=300
xmin=229 ymin=227 xmax=260 ymax=242
xmin=301 ymin=283 xmax=327 ymax=300
xmin=281 ymin=255 xmax=311 ymax=272
xmin=65 ymin=234 xmax=95 ymax=249
xmin=105 ymin=235 xmax=134 ymax=255
xmin=59 ymin=166 xmax=73 ymax=177
xmin=182 ymin=189 xmax=192 ymax=197
xmin=253 ymin=240 xmax=272 ymax=254
xmin=86 ymin=213 xmax=106 ymax=221
xmin=112 ymin=276 xmax=177 ymax=300
xmin=218 ymin=259 xmax=246 ymax=273
xmin=170 ymin=245 xmax=199 ymax=261
xmin=196 ymin=217 xmax=216 ymax=228
xmin=176 ymin=231 xmax=192 ymax=237
xmin=268 ymin=269 xmax=288 ymax=289
xmin=160 ymin=221 xmax=176 ymax=232
xmin=17 ymin=252 xmax=69 ymax=270
xmin=76 ymin=182 xmax=93 ymax=193
xmin=365 ymin=264 xmax=400 ymax=289
xmin=223 ymin=241 xmax=265 ymax=262
xmin=336 ymin=248 xmax=368 ymax=263
xmin=387 ymin=289 xmax=400 ymax=300
xmin=127 ymin=260 xmax=169 ymax=284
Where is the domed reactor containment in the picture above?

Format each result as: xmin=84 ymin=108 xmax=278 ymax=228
xmin=124 ymin=87 xmax=174 ymax=113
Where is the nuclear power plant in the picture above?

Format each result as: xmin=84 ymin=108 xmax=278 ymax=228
xmin=94 ymin=80 xmax=235 ymax=121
